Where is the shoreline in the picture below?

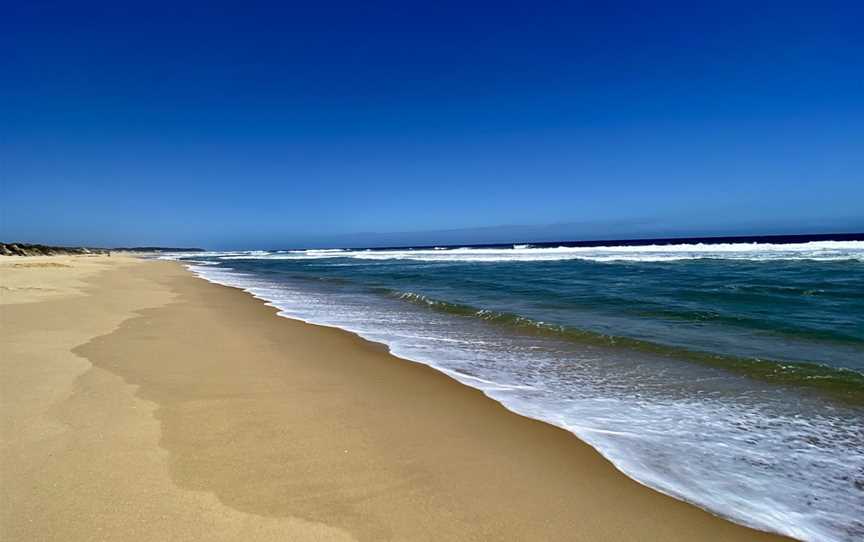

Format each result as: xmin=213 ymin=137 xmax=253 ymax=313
xmin=2 ymin=256 xmax=790 ymax=540
xmin=183 ymin=263 xmax=791 ymax=535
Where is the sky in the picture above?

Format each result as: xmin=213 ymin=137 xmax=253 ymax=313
xmin=3 ymin=1 xmax=863 ymax=249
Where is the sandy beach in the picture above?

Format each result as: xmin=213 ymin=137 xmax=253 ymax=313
xmin=1 ymin=255 xmax=790 ymax=541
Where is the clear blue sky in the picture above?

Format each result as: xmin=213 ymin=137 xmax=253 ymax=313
xmin=3 ymin=1 xmax=863 ymax=249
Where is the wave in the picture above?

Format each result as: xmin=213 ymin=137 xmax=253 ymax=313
xmin=182 ymin=241 xmax=864 ymax=263
xmin=390 ymin=291 xmax=864 ymax=403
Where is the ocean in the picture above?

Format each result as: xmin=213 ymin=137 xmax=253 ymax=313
xmin=167 ymin=235 xmax=864 ymax=541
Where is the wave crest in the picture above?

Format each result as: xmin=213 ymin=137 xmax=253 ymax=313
xmin=173 ymin=240 xmax=864 ymax=263
xmin=390 ymin=289 xmax=864 ymax=403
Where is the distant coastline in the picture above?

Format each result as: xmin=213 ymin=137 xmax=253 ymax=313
xmin=0 ymin=243 xmax=205 ymax=257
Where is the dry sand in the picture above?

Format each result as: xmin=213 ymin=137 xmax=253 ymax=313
xmin=1 ymin=256 xmax=789 ymax=541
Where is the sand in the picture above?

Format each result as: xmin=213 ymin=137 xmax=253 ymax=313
xmin=0 ymin=256 xmax=789 ymax=541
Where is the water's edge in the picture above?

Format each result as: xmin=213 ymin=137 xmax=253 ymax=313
xmin=178 ymin=261 xmax=794 ymax=540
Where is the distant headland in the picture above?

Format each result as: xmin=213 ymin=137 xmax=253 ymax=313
xmin=0 ymin=243 xmax=205 ymax=257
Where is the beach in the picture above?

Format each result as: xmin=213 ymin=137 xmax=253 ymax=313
xmin=1 ymin=255 xmax=790 ymax=541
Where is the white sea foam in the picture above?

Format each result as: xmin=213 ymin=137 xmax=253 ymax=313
xmin=177 ymin=258 xmax=864 ymax=542
xmin=204 ymin=241 xmax=864 ymax=263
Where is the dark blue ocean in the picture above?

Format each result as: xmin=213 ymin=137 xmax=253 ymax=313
xmin=171 ymin=239 xmax=864 ymax=541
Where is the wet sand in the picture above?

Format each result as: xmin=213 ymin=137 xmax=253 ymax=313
xmin=1 ymin=256 xmax=789 ymax=541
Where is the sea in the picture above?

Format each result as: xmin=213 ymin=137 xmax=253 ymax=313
xmin=165 ymin=233 xmax=864 ymax=541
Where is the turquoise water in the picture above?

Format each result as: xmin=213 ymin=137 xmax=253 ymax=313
xmin=172 ymin=240 xmax=864 ymax=541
